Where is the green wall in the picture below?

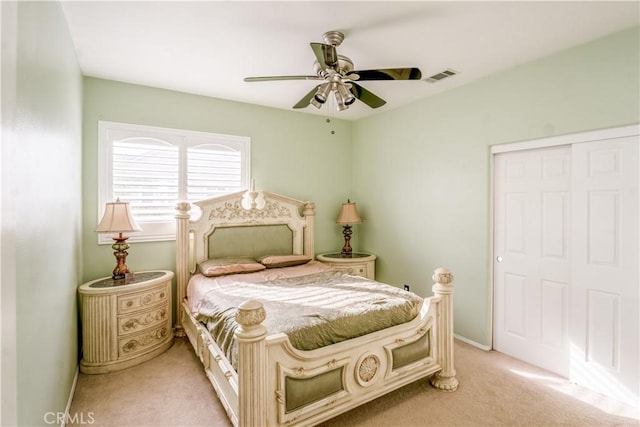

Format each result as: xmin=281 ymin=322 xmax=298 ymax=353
xmin=351 ymin=26 xmax=640 ymax=346
xmin=1 ymin=2 xmax=83 ymax=425
xmin=82 ymin=77 xmax=352 ymax=286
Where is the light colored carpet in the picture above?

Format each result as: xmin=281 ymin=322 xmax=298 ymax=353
xmin=69 ymin=337 xmax=639 ymax=426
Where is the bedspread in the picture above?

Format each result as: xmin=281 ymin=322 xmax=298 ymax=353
xmin=195 ymin=270 xmax=423 ymax=370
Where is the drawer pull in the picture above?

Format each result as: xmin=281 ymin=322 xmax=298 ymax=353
xmin=122 ymin=340 xmax=138 ymax=353
xmin=123 ymin=319 xmax=138 ymax=331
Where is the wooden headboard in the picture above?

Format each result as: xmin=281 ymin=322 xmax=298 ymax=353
xmin=175 ymin=190 xmax=316 ymax=315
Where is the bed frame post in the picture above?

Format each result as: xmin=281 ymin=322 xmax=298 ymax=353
xmin=430 ymin=267 xmax=459 ymax=391
xmin=235 ymin=300 xmax=268 ymax=427
xmin=175 ymin=201 xmax=191 ymax=337
xmin=303 ymin=202 xmax=315 ymax=257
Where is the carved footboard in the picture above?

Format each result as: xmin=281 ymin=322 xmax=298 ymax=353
xmin=232 ymin=268 xmax=458 ymax=426
xmin=179 ymin=268 xmax=457 ymax=427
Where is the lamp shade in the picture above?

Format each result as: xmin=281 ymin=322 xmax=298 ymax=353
xmin=95 ymin=200 xmax=142 ymax=233
xmin=336 ymin=200 xmax=362 ymax=225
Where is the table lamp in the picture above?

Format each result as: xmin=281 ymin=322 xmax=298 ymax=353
xmin=96 ymin=199 xmax=142 ymax=280
xmin=336 ymin=199 xmax=362 ymax=257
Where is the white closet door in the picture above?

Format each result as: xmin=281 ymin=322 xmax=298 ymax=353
xmin=494 ymin=135 xmax=639 ymax=407
xmin=493 ymin=145 xmax=572 ymax=376
xmin=570 ymin=138 xmax=639 ymax=407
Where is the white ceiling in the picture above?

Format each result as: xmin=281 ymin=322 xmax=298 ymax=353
xmin=61 ymin=1 xmax=639 ymax=121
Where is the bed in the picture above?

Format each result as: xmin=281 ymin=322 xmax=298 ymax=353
xmin=175 ymin=190 xmax=458 ymax=426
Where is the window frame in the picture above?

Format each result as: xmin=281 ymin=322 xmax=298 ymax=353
xmin=98 ymin=120 xmax=251 ymax=244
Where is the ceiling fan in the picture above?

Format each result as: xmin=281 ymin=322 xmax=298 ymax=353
xmin=244 ymin=31 xmax=422 ymax=111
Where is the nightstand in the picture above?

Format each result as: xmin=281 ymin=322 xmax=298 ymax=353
xmin=317 ymin=252 xmax=376 ymax=280
xmin=79 ymin=270 xmax=174 ymax=374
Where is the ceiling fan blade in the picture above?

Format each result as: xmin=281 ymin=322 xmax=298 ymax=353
xmin=292 ymin=86 xmax=320 ymax=109
xmin=348 ymin=68 xmax=422 ymax=81
xmin=349 ymin=83 xmax=386 ymax=109
xmin=244 ymin=75 xmax=320 ymax=82
xmin=310 ymin=42 xmax=338 ymax=69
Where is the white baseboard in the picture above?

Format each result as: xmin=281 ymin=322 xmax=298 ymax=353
xmin=62 ymin=366 xmax=79 ymax=427
xmin=454 ymin=334 xmax=492 ymax=351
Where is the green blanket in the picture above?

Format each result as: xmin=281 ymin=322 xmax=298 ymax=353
xmin=196 ymin=270 xmax=423 ymax=370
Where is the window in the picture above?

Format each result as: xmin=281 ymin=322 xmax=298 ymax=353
xmin=98 ymin=121 xmax=250 ymax=243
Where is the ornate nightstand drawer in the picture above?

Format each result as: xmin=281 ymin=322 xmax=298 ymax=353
xmin=117 ymin=286 xmax=168 ymax=314
xmin=334 ymin=263 xmax=367 ymax=276
xmin=118 ymin=306 xmax=169 ymax=336
xmin=118 ymin=321 xmax=171 ymax=358
xmin=316 ymin=253 xmax=376 ymax=280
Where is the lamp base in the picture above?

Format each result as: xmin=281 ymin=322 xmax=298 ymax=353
xmin=111 ymin=233 xmax=132 ymax=280
xmin=341 ymin=225 xmax=353 ymax=257
xmin=111 ymin=264 xmax=130 ymax=281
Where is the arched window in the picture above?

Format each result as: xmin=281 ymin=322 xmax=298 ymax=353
xmin=98 ymin=121 xmax=250 ymax=242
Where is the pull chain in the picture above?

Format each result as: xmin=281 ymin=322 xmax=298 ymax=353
xmin=326 ymin=95 xmax=336 ymax=135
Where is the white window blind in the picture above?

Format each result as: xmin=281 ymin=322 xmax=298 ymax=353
xmin=99 ymin=121 xmax=250 ymax=243
xmin=113 ymin=138 xmax=179 ymax=223
xmin=187 ymin=144 xmax=243 ymax=202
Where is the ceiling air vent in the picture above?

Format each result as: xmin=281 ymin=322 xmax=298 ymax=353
xmin=425 ymin=69 xmax=458 ymax=83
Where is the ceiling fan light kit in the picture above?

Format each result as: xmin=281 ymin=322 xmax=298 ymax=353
xmin=314 ymin=82 xmax=332 ymax=104
xmin=244 ymin=30 xmax=422 ymax=112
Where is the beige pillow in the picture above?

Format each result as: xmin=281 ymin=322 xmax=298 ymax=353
xmin=199 ymin=257 xmax=266 ymax=277
xmin=257 ymin=254 xmax=312 ymax=268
